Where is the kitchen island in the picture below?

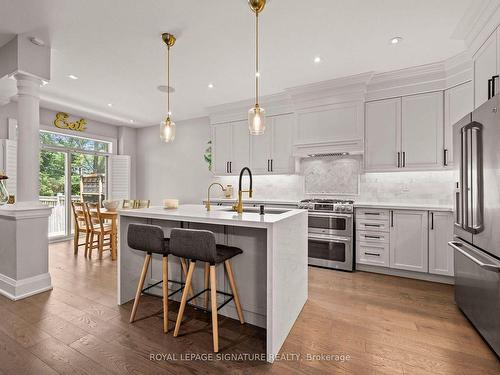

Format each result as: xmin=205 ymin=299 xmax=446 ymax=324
xmin=118 ymin=204 xmax=308 ymax=362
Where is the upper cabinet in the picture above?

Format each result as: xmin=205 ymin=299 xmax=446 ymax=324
xmin=473 ymin=30 xmax=498 ymax=109
xmin=212 ymin=120 xmax=250 ymax=175
xmin=295 ymin=102 xmax=363 ymax=145
xmin=212 ymin=114 xmax=294 ymax=176
xmin=365 ymin=92 xmax=444 ymax=171
xmin=401 ymin=92 xmax=444 ymax=169
xmin=250 ymin=113 xmax=294 ymax=174
xmin=444 ymin=81 xmax=473 ymax=166
xmin=365 ymin=98 xmax=401 ymax=170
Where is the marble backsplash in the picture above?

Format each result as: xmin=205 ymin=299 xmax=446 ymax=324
xmin=213 ymin=159 xmax=455 ymax=206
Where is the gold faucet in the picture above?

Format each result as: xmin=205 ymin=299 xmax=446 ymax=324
xmin=232 ymin=167 xmax=253 ymax=214
xmin=206 ymin=183 xmax=226 ymax=211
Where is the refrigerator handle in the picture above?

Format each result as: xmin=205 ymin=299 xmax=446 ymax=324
xmin=461 ymin=127 xmax=470 ymax=232
xmin=488 ymin=78 xmax=493 ymax=100
xmin=449 ymin=241 xmax=500 ymax=273
xmin=471 ymin=124 xmax=484 ymax=233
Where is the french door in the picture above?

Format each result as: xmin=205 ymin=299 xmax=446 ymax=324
xmin=40 ymin=148 xmax=109 ymax=239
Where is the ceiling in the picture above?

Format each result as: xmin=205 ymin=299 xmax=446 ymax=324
xmin=0 ymin=0 xmax=479 ymax=127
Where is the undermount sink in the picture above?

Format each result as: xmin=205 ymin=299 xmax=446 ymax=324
xmin=219 ymin=207 xmax=290 ymax=215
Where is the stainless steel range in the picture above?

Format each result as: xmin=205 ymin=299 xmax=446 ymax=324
xmin=298 ymin=199 xmax=354 ymax=271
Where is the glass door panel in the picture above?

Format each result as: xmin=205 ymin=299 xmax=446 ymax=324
xmin=39 ymin=150 xmax=67 ymax=238
xmin=71 ymin=153 xmax=108 ymax=207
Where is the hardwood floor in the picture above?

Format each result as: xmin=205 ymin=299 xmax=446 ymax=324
xmin=0 ymin=241 xmax=498 ymax=374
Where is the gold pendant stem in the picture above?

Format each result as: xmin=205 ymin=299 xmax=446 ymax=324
xmin=255 ymin=12 xmax=259 ymax=106
xmin=167 ymin=45 xmax=170 ymax=117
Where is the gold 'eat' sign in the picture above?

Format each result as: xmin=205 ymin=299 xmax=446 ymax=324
xmin=53 ymin=112 xmax=87 ymax=132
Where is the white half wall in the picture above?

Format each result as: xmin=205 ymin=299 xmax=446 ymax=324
xmin=136 ymin=117 xmax=213 ymax=205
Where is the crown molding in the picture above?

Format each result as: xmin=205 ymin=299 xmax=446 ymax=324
xmin=286 ymin=72 xmax=375 ymax=109
xmin=454 ymin=0 xmax=500 ymax=55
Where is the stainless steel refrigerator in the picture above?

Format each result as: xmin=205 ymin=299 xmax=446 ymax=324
xmin=449 ymin=95 xmax=500 ymax=357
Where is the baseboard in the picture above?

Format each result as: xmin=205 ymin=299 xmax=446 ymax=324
xmin=0 ymin=272 xmax=53 ymax=301
xmin=356 ymin=264 xmax=455 ymax=285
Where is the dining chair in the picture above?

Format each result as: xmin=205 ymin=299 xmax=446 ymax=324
xmin=85 ymin=202 xmax=114 ymax=259
xmin=71 ymin=201 xmax=91 ymax=256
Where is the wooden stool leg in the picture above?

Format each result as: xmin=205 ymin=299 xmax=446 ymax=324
xmin=73 ymin=228 xmax=79 ymax=255
xmin=129 ymin=254 xmax=151 ymax=323
xmin=162 ymin=255 xmax=169 ymax=333
xmin=204 ymin=262 xmax=210 ymax=309
xmin=210 ymin=265 xmax=219 ymax=352
xmin=173 ymin=261 xmax=196 ymax=337
xmin=225 ymin=260 xmax=245 ymax=324
xmin=180 ymin=258 xmax=194 ymax=297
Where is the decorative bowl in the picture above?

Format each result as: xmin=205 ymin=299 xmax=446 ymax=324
xmin=103 ymin=200 xmax=120 ymax=212
xmin=163 ymin=199 xmax=179 ymax=209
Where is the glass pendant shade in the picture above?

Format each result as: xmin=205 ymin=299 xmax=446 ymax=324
xmin=160 ymin=118 xmax=176 ymax=143
xmin=0 ymin=176 xmax=9 ymax=206
xmin=248 ymin=105 xmax=266 ymax=135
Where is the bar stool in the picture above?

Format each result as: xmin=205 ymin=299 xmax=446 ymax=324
xmin=170 ymin=228 xmax=245 ymax=353
xmin=127 ymin=224 xmax=191 ymax=333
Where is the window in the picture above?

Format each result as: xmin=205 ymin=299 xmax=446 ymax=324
xmin=40 ymin=131 xmax=111 ymax=153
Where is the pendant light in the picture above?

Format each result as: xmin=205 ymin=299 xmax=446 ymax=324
xmin=160 ymin=33 xmax=176 ymax=143
xmin=248 ymin=0 xmax=266 ymax=135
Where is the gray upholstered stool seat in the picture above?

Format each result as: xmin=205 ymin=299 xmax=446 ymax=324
xmin=127 ymin=224 xmax=191 ymax=334
xmin=170 ymin=228 xmax=245 ymax=353
xmin=214 ymin=244 xmax=243 ymax=264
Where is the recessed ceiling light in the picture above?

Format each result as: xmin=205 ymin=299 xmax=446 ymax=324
xmin=68 ymin=74 xmax=79 ymax=80
xmin=390 ymin=37 xmax=403 ymax=45
xmin=29 ymin=37 xmax=45 ymax=46
xmin=107 ymin=103 xmax=113 ymax=107
xmin=129 ymin=120 xmax=134 ymax=123
xmin=314 ymin=56 xmax=321 ymax=63
xmin=41 ymin=80 xmax=49 ymax=86
xmin=208 ymin=83 xmax=214 ymax=89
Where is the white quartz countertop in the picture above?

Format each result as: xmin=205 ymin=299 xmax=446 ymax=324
xmin=354 ymin=202 xmax=453 ymax=212
xmin=118 ymin=204 xmax=307 ymax=228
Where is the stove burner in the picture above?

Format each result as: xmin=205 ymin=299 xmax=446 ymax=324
xmin=298 ymin=198 xmax=354 ymax=213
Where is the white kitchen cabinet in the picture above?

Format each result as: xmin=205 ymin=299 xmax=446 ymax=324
xmin=365 ymin=98 xmax=401 ymax=171
xmin=473 ymin=30 xmax=497 ymax=109
xmin=444 ymin=82 xmax=473 ymax=166
xmin=250 ymin=113 xmax=294 ymax=174
xmin=428 ymin=211 xmax=454 ymax=276
xmin=389 ymin=210 xmax=429 ymax=273
xmin=295 ymin=102 xmax=363 ymax=145
xmin=401 ymin=92 xmax=444 ymax=169
xmin=212 ymin=121 xmax=250 ymax=175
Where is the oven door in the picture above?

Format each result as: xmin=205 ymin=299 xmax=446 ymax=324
xmin=308 ymin=212 xmax=352 ymax=237
xmin=308 ymin=234 xmax=353 ymax=271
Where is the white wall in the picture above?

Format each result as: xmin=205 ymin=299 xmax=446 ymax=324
xmin=136 ymin=117 xmax=213 ymax=204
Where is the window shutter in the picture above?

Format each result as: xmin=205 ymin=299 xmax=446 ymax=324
xmin=109 ymin=155 xmax=131 ymax=202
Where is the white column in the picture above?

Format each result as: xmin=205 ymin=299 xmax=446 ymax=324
xmin=14 ymin=73 xmax=42 ymax=203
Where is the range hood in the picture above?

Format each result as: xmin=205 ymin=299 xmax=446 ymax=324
xmin=292 ymin=139 xmax=364 ymax=158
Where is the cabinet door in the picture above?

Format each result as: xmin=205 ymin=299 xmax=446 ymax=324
xmin=250 ymin=119 xmax=272 ymax=174
xmin=365 ymin=98 xmax=401 ymax=171
xmin=212 ymin=123 xmax=232 ymax=175
xmin=474 ymin=31 xmax=497 ymax=108
xmin=401 ymin=92 xmax=444 ymax=169
xmin=390 ymin=210 xmax=429 ymax=273
xmin=270 ymin=114 xmax=294 ymax=174
xmin=230 ymin=120 xmax=250 ymax=173
xmin=428 ymin=211 xmax=454 ymax=276
xmin=444 ymin=82 xmax=473 ymax=166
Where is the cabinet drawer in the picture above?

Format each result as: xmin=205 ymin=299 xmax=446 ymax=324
xmin=356 ymin=219 xmax=390 ymax=232
xmin=357 ymin=230 xmax=389 ymax=244
xmin=357 ymin=242 xmax=389 ymax=267
xmin=355 ymin=208 xmax=390 ymax=221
